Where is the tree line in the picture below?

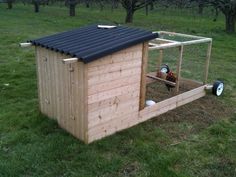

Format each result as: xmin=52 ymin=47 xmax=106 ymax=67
xmin=3 ymin=0 xmax=236 ymax=33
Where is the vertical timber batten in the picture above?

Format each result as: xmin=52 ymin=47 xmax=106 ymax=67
xmin=157 ymin=49 xmax=163 ymax=71
xmin=139 ymin=42 xmax=149 ymax=110
xmin=204 ymin=41 xmax=212 ymax=84
xmin=35 ymin=47 xmax=42 ymax=112
xmin=175 ymin=45 xmax=184 ymax=94
xmin=83 ymin=64 xmax=89 ymax=143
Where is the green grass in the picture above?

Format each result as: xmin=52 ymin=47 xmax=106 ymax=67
xmin=0 ymin=4 xmax=236 ymax=177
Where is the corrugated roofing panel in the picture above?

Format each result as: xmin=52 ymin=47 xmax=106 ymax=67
xmin=29 ymin=24 xmax=158 ymax=63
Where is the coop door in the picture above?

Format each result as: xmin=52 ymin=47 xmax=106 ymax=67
xmin=56 ymin=61 xmax=86 ymax=139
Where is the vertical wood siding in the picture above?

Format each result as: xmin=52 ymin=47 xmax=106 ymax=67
xmin=36 ymin=47 xmax=87 ymax=141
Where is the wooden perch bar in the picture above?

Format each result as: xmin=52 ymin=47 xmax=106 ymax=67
xmin=146 ymin=74 xmax=176 ymax=87
xmin=62 ymin=58 xmax=78 ymax=64
xmin=19 ymin=43 xmax=32 ymax=48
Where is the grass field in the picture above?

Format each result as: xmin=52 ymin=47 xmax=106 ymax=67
xmin=0 ymin=4 xmax=236 ymax=177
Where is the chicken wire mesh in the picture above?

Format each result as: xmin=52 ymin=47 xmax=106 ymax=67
xmin=146 ymin=34 xmax=210 ymax=102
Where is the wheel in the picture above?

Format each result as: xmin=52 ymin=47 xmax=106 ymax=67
xmin=160 ymin=64 xmax=170 ymax=74
xmin=212 ymin=81 xmax=224 ymax=96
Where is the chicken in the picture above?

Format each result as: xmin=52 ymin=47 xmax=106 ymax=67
xmin=165 ymin=71 xmax=176 ymax=91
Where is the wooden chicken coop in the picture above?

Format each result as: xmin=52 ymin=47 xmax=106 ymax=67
xmin=21 ymin=25 xmax=224 ymax=144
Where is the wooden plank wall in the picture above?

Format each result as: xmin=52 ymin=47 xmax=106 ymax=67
xmin=36 ymin=44 xmax=206 ymax=144
xmin=87 ymin=85 xmax=206 ymax=143
xmin=86 ymin=44 xmax=143 ymax=143
xmin=36 ymin=46 xmax=87 ymax=141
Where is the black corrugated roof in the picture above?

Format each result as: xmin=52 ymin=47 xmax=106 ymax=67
xmin=29 ymin=24 xmax=158 ymax=63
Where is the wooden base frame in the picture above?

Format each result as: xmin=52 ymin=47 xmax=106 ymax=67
xmin=139 ymin=85 xmax=207 ymax=121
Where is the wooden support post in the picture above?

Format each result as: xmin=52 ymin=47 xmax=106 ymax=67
xmin=204 ymin=41 xmax=212 ymax=84
xmin=139 ymin=42 xmax=149 ymax=110
xmin=157 ymin=49 xmax=163 ymax=71
xmin=175 ymin=45 xmax=184 ymax=94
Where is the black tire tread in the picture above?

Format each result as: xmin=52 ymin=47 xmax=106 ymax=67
xmin=212 ymin=80 xmax=224 ymax=96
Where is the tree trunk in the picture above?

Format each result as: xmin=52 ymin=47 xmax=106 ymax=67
xmin=111 ymin=0 xmax=118 ymax=11
xmin=198 ymin=4 xmax=203 ymax=14
xmin=225 ymin=13 xmax=235 ymax=33
xmin=99 ymin=0 xmax=104 ymax=11
xmin=69 ymin=4 xmax=76 ymax=16
xmin=7 ymin=1 xmax=12 ymax=9
xmin=213 ymin=7 xmax=219 ymax=22
xmin=149 ymin=1 xmax=154 ymax=11
xmin=34 ymin=1 xmax=39 ymax=12
xmin=125 ymin=9 xmax=134 ymax=23
xmin=85 ymin=0 xmax=89 ymax=8
xmin=145 ymin=1 xmax=149 ymax=16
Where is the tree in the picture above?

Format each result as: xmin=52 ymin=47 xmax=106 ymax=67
xmin=190 ymin=0 xmax=206 ymax=14
xmin=189 ymin=0 xmax=235 ymax=33
xmin=65 ymin=0 xmax=78 ymax=16
xmin=149 ymin=0 xmax=154 ymax=10
xmin=99 ymin=0 xmax=104 ymax=11
xmin=85 ymin=0 xmax=90 ymax=8
xmin=6 ymin=0 xmax=13 ymax=9
xmin=33 ymin=0 xmax=40 ymax=12
xmin=210 ymin=0 xmax=236 ymax=33
xmin=197 ymin=0 xmax=204 ymax=14
xmin=120 ymin=0 xmax=152 ymax=23
xmin=111 ymin=0 xmax=119 ymax=10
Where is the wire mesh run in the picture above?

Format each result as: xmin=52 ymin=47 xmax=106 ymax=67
xmin=146 ymin=31 xmax=212 ymax=103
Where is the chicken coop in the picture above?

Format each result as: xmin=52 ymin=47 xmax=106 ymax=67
xmin=20 ymin=24 xmax=224 ymax=144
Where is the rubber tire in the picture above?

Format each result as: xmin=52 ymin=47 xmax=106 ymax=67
xmin=212 ymin=81 xmax=224 ymax=96
xmin=160 ymin=64 xmax=170 ymax=74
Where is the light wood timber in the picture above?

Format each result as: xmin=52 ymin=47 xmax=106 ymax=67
xmin=175 ymin=45 xmax=184 ymax=93
xmin=204 ymin=41 xmax=212 ymax=84
xmin=139 ymin=85 xmax=206 ymax=120
xmin=146 ymin=73 xmax=176 ymax=86
xmin=157 ymin=49 xmax=163 ymax=71
xmin=88 ymin=75 xmax=141 ymax=96
xmin=139 ymin=42 xmax=149 ymax=110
